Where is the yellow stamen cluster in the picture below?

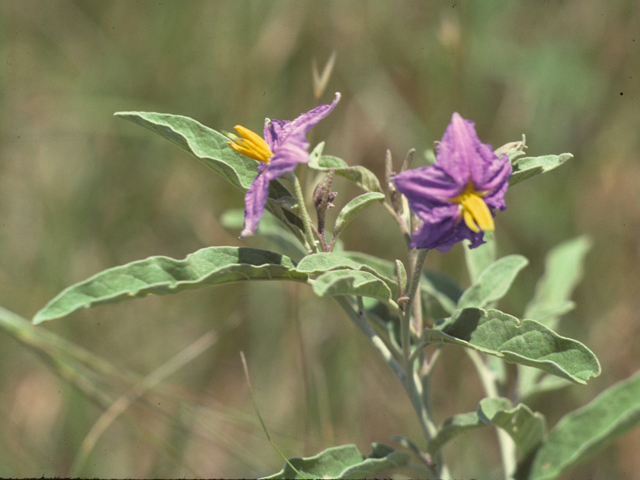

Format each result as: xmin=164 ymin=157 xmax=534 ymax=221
xmin=450 ymin=181 xmax=495 ymax=232
xmin=227 ymin=125 xmax=273 ymax=163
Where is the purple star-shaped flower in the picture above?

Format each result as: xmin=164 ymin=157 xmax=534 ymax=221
xmin=393 ymin=113 xmax=511 ymax=253
xmin=226 ymin=93 xmax=340 ymax=237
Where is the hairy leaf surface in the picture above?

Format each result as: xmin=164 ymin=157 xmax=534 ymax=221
xmin=34 ymin=247 xmax=307 ymax=324
xmin=428 ymin=398 xmax=545 ymax=457
xmin=115 ymin=111 xmax=257 ymax=190
xmin=263 ymin=443 xmax=410 ymax=479
xmin=509 ymin=153 xmax=573 ymax=186
xmin=457 ymin=255 xmax=529 ymax=309
xmin=308 ymin=153 xmax=383 ymax=193
xmin=333 ymin=192 xmax=385 ymax=237
xmin=524 ymin=236 xmax=591 ymax=328
xmin=429 ymin=308 xmax=600 ymax=384
xmin=527 ymin=370 xmax=640 ymax=480
xmin=312 ymin=270 xmax=393 ymax=302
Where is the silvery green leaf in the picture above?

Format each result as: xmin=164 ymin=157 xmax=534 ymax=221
xmin=429 ymin=308 xmax=600 ymax=384
xmin=526 ymin=370 xmax=640 ymax=480
xmin=34 ymin=247 xmax=306 ymax=324
xmin=509 ymin=153 xmax=573 ymax=186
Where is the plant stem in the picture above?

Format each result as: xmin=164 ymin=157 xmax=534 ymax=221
xmin=334 ymin=295 xmax=444 ymax=478
xmin=401 ymin=249 xmax=428 ymax=362
xmin=399 ymin=249 xmax=438 ymax=442
xmin=467 ymin=350 xmax=517 ymax=480
xmin=334 ymin=296 xmax=405 ymax=384
xmin=287 ymin=172 xmax=319 ymax=254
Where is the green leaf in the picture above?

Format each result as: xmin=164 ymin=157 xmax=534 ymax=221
xmin=395 ymin=260 xmax=407 ymax=295
xmin=478 ymin=398 xmax=546 ymax=457
xmin=336 ymin=251 xmax=396 ymax=279
xmin=309 ymin=141 xmax=326 ymax=162
xmin=457 ymin=255 xmax=529 ymax=309
xmin=333 ymin=192 xmax=385 ymax=238
xmin=312 ymin=270 xmax=393 ymax=303
xmin=518 ymin=237 xmax=592 ymax=400
xmin=509 ymin=153 xmax=573 ymax=187
xmin=309 ymin=154 xmax=383 ymax=193
xmin=463 ymin=235 xmax=497 ymax=284
xmin=334 ymin=252 xmax=462 ymax=312
xmin=296 ymin=253 xmax=365 ymax=275
xmin=495 ymin=136 xmax=527 ymax=160
xmin=429 ymin=308 xmax=600 ymax=384
xmin=262 ymin=443 xmax=410 ymax=479
xmin=421 ymin=271 xmax=464 ymax=315
xmin=427 ymin=411 xmax=485 ymax=455
xmin=297 ymin=253 xmax=398 ymax=296
xmin=340 ymin=443 xmax=412 ymax=479
xmin=115 ymin=111 xmax=258 ymax=191
xmin=33 ymin=247 xmax=307 ymax=324
xmin=428 ymin=398 xmax=545 ymax=457
xmin=524 ymin=236 xmax=592 ymax=328
xmin=527 ymin=370 xmax=640 ymax=480
xmin=115 ymin=111 xmax=305 ymax=240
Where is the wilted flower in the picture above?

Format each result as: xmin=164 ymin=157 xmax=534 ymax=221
xmin=393 ymin=113 xmax=511 ymax=253
xmin=226 ymin=93 xmax=340 ymax=237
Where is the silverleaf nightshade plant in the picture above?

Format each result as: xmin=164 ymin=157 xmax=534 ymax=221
xmin=393 ymin=112 xmax=511 ymax=253
xmin=33 ymin=93 xmax=633 ymax=480
xmin=226 ymin=92 xmax=340 ymax=238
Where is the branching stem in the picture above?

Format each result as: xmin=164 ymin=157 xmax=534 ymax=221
xmin=287 ymin=172 xmax=319 ymax=254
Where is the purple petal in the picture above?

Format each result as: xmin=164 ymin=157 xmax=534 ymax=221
xmin=437 ymin=113 xmax=511 ymax=191
xmin=411 ymin=216 xmax=485 ymax=253
xmin=241 ymin=163 xmax=271 ymax=238
xmin=393 ymin=112 xmax=511 ymax=252
xmin=241 ymin=156 xmax=303 ymax=237
xmin=435 ymin=113 xmax=477 ymax=186
xmin=482 ymin=156 xmax=511 ymax=211
xmin=264 ymin=93 xmax=341 ymax=151
xmin=242 ymin=93 xmax=341 ymax=237
xmin=393 ymin=165 xmax=460 ymax=203
xmin=393 ymin=165 xmax=461 ymax=223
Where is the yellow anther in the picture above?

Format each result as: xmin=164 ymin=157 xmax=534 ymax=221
xmin=227 ymin=125 xmax=273 ymax=163
xmin=450 ymin=181 xmax=495 ymax=232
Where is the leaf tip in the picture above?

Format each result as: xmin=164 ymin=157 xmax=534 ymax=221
xmin=31 ymin=311 xmax=48 ymax=325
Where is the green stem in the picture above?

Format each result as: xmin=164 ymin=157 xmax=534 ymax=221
xmin=467 ymin=350 xmax=516 ymax=480
xmin=334 ymin=296 xmax=406 ymax=384
xmin=399 ymin=249 xmax=439 ymax=445
xmin=287 ymin=172 xmax=319 ymax=254
xmin=401 ymin=249 xmax=429 ymax=363
xmin=335 ymin=296 xmax=443 ymax=477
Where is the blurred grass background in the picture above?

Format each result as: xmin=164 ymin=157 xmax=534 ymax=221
xmin=1 ymin=0 xmax=640 ymax=478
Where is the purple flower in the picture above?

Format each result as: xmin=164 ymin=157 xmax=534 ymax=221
xmin=393 ymin=113 xmax=511 ymax=253
xmin=226 ymin=93 xmax=340 ymax=237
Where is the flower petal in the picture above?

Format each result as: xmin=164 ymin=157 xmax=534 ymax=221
xmin=393 ymin=113 xmax=511 ymax=252
xmin=241 ymin=156 xmax=302 ymax=237
xmin=411 ymin=216 xmax=485 ymax=253
xmin=241 ymin=164 xmax=271 ymax=238
xmin=393 ymin=164 xmax=461 ymax=203
xmin=264 ymin=93 xmax=341 ymax=151
xmin=437 ymin=113 xmax=511 ymax=191
xmin=241 ymin=93 xmax=341 ymax=237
